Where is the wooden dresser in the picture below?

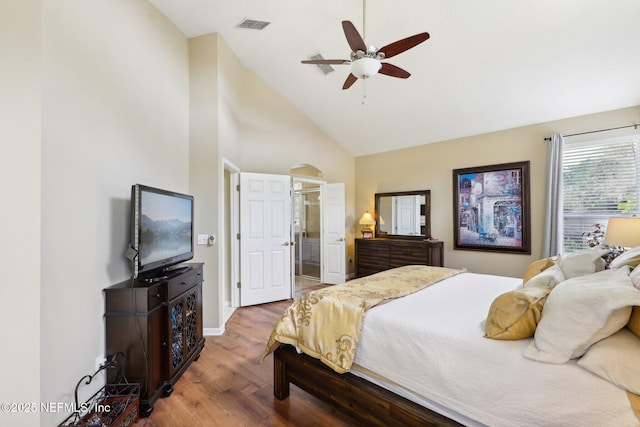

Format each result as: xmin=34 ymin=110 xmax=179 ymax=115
xmin=355 ymin=238 xmax=444 ymax=278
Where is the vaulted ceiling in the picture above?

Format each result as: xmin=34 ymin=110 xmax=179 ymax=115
xmin=147 ymin=0 xmax=640 ymax=156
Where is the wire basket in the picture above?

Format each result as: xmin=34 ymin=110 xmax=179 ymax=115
xmin=59 ymin=354 xmax=139 ymax=427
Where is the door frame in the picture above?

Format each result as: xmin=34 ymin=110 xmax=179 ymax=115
xmin=220 ymin=157 xmax=240 ymax=325
xmin=292 ymin=177 xmax=326 ymax=286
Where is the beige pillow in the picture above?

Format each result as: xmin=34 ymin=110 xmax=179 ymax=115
xmin=609 ymin=246 xmax=640 ymax=270
xmin=524 ymin=264 xmax=565 ymax=289
xmin=629 ymin=306 xmax=640 ymax=338
xmin=558 ymin=248 xmax=609 ymax=279
xmin=577 ymin=328 xmax=640 ymax=394
xmin=485 ymin=286 xmax=551 ymax=340
xmin=523 ymin=257 xmax=557 ymax=285
xmin=524 ymin=268 xmax=640 ymax=364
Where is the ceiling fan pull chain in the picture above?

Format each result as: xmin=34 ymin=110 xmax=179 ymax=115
xmin=361 ymin=79 xmax=367 ymax=105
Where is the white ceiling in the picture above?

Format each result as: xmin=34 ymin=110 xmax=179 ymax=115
xmin=147 ymin=0 xmax=640 ymax=157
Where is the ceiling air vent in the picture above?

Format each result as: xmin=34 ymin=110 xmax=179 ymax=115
xmin=309 ymin=54 xmax=335 ymax=75
xmin=237 ymin=19 xmax=271 ymax=30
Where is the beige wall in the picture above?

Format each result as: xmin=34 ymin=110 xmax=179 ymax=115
xmin=188 ymin=34 xmax=222 ymax=329
xmin=234 ymin=61 xmax=357 ymax=274
xmin=0 ymin=1 xmax=41 ymax=426
xmin=189 ymin=33 xmax=357 ymax=329
xmin=38 ymin=1 xmax=189 ymax=425
xmin=356 ymin=105 xmax=640 ymax=278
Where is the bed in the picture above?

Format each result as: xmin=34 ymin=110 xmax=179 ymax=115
xmin=264 ymin=250 xmax=640 ymax=426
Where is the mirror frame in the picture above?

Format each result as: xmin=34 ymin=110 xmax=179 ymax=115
xmin=374 ymin=190 xmax=431 ymax=240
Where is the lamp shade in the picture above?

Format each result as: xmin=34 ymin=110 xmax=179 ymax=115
xmin=604 ymin=217 xmax=640 ymax=248
xmin=359 ymin=211 xmax=376 ymax=226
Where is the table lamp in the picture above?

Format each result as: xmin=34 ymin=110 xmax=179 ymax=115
xmin=359 ymin=211 xmax=376 ymax=238
xmin=604 ymin=216 xmax=640 ymax=249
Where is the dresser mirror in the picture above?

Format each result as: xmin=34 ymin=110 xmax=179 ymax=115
xmin=374 ymin=190 xmax=431 ymax=239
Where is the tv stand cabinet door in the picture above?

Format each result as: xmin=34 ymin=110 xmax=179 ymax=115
xmin=166 ymin=284 xmax=204 ymax=379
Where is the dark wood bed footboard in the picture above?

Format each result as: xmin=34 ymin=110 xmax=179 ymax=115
xmin=273 ymin=345 xmax=462 ymax=427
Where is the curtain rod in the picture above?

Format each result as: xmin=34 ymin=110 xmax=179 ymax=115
xmin=544 ymin=124 xmax=639 ymax=141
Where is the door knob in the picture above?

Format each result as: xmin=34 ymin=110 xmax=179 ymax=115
xmin=283 ymin=242 xmax=290 ymax=246
xmin=337 ymin=237 xmax=345 ymax=242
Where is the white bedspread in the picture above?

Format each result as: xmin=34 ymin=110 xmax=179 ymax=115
xmin=352 ymin=272 xmax=639 ymax=427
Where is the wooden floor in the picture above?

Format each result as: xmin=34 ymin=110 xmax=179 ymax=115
xmin=139 ymin=285 xmax=360 ymax=427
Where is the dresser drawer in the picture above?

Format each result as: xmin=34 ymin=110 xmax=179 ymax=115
xmin=355 ymin=239 xmax=389 ymax=277
xmin=358 ymin=244 xmax=389 ymax=268
xmin=167 ymin=265 xmax=203 ymax=301
xmin=389 ymin=243 xmax=428 ymax=268
xmin=104 ymin=282 xmax=164 ymax=313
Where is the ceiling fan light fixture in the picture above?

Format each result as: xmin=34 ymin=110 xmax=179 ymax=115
xmin=350 ymin=57 xmax=381 ymax=79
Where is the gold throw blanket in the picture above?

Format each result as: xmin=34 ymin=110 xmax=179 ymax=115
xmin=263 ymin=265 xmax=464 ymax=373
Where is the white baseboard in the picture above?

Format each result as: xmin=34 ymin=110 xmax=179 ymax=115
xmin=203 ymin=327 xmax=225 ymax=336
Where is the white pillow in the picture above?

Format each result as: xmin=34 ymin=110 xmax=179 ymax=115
xmin=524 ymin=268 xmax=640 ymax=364
xmin=609 ymin=246 xmax=640 ymax=270
xmin=524 ymin=264 xmax=565 ymax=289
xmin=557 ymin=248 xmax=609 ymax=279
xmin=577 ymin=328 xmax=640 ymax=394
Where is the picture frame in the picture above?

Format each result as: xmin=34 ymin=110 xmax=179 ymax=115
xmin=453 ymin=161 xmax=531 ymax=254
xmin=362 ymin=230 xmax=374 ymax=239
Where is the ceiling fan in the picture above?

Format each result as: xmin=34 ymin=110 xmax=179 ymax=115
xmin=302 ymin=20 xmax=430 ymax=90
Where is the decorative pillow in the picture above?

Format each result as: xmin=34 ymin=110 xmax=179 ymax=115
xmin=557 ymin=248 xmax=609 ymax=279
xmin=629 ymin=306 xmax=640 ymax=338
xmin=524 ymin=268 xmax=640 ymax=364
xmin=609 ymin=246 xmax=640 ymax=270
xmin=523 ymin=257 xmax=557 ymax=285
xmin=524 ymin=264 xmax=565 ymax=289
xmin=577 ymin=328 xmax=640 ymax=394
xmin=485 ymin=286 xmax=551 ymax=340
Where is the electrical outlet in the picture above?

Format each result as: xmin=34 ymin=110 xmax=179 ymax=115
xmin=95 ymin=354 xmax=106 ymax=372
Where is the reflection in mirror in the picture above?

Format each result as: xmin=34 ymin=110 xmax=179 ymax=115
xmin=375 ymin=190 xmax=431 ymax=239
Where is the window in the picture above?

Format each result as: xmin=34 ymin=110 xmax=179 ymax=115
xmin=563 ymin=135 xmax=640 ymax=252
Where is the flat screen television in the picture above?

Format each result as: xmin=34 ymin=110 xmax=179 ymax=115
xmin=127 ymin=184 xmax=194 ymax=280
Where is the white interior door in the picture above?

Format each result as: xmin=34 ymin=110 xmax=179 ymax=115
xmin=321 ymin=182 xmax=346 ymax=285
xmin=239 ymin=172 xmax=292 ymax=306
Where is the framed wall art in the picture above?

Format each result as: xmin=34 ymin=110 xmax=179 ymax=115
xmin=453 ymin=161 xmax=531 ymax=254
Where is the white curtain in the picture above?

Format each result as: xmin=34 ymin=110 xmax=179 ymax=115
xmin=542 ymin=133 xmax=564 ymax=257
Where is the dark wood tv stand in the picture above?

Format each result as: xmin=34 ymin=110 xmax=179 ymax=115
xmin=104 ymin=263 xmax=205 ymax=417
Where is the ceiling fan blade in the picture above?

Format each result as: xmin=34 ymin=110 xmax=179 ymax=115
xmin=379 ymin=32 xmax=430 ymax=59
xmin=379 ymin=63 xmax=411 ymax=79
xmin=342 ymin=21 xmax=367 ymax=53
xmin=342 ymin=73 xmax=358 ymax=90
xmin=301 ymin=59 xmax=350 ymax=65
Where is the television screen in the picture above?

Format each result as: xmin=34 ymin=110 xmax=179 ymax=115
xmin=129 ymin=184 xmax=194 ymax=279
